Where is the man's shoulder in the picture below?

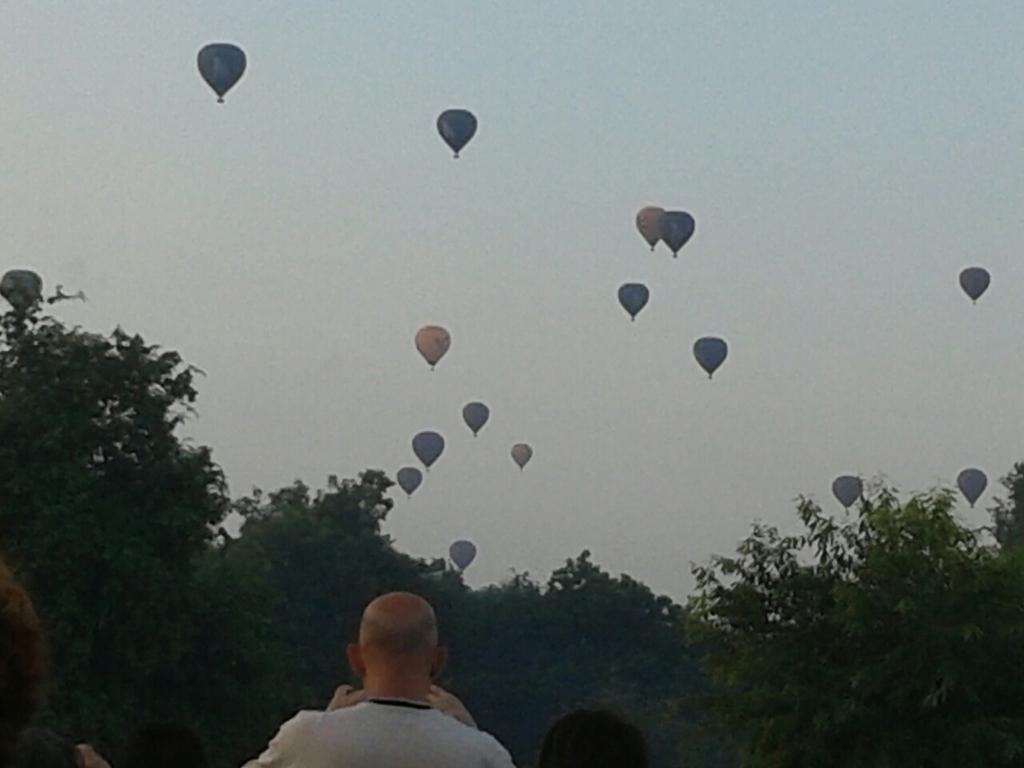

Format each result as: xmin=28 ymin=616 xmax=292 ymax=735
xmin=433 ymin=718 xmax=515 ymax=765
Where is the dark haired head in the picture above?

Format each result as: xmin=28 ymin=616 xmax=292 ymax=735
xmin=121 ymin=723 xmax=207 ymax=768
xmin=538 ymin=709 xmax=648 ymax=768
xmin=0 ymin=560 xmax=46 ymax=768
xmin=11 ymin=728 xmax=79 ymax=768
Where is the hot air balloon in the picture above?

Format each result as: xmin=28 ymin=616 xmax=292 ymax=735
xmin=511 ymin=443 xmax=533 ymax=470
xmin=832 ymin=475 xmax=863 ymax=509
xmin=0 ymin=270 xmax=42 ymax=311
xmin=462 ymin=402 xmax=490 ymax=436
xmin=659 ymin=211 xmax=696 ymax=257
xmin=197 ymin=43 xmax=247 ymax=103
xmin=693 ymin=337 xmax=728 ymax=379
xmin=396 ymin=467 xmax=423 ymax=498
xmin=415 ymin=326 xmax=451 ymax=370
xmin=449 ymin=540 xmax=477 ymax=571
xmin=959 ymin=267 xmax=990 ymax=304
xmin=618 ymin=283 xmax=650 ymax=321
xmin=957 ymin=468 xmax=987 ymax=508
xmin=412 ymin=431 xmax=445 ymax=470
xmin=635 ymin=207 xmax=664 ymax=250
xmin=437 ymin=109 xmax=477 ymax=158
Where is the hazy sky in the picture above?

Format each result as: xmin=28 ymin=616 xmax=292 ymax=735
xmin=2 ymin=2 xmax=1023 ymax=599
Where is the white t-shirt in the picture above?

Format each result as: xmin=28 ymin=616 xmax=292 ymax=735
xmin=242 ymin=698 xmax=517 ymax=768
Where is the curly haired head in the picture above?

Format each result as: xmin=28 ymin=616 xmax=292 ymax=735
xmin=0 ymin=560 xmax=45 ymax=767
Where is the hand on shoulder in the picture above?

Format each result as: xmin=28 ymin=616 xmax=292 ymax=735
xmin=328 ymin=684 xmax=368 ymax=711
xmin=427 ymin=685 xmax=477 ymax=728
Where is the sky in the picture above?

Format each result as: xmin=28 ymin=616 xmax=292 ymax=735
xmin=1 ymin=1 xmax=1023 ymax=599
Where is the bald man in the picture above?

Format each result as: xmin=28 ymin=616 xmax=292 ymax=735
xmin=243 ymin=592 xmax=516 ymax=768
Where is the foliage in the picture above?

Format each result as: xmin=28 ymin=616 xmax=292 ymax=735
xmin=0 ymin=307 xmax=726 ymax=766
xmin=691 ymin=489 xmax=1024 ymax=768
xmin=0 ymin=307 xmax=227 ymax=749
xmin=991 ymin=463 xmax=1024 ymax=551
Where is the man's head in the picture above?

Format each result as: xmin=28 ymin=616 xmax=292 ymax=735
xmin=346 ymin=593 xmax=445 ymax=686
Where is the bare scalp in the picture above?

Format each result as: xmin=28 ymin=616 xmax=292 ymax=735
xmin=359 ymin=592 xmax=438 ymax=657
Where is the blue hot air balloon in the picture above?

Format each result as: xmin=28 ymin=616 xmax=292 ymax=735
xmin=957 ymin=468 xmax=987 ymax=508
xmin=693 ymin=337 xmax=728 ymax=379
xmin=659 ymin=211 xmax=696 ymax=256
xmin=959 ymin=267 xmax=990 ymax=304
xmin=618 ymin=283 xmax=650 ymax=321
xmin=462 ymin=402 xmax=490 ymax=436
xmin=449 ymin=539 xmax=477 ymax=570
xmin=437 ymin=109 xmax=477 ymax=158
xmin=396 ymin=467 xmax=423 ymax=498
xmin=832 ymin=475 xmax=863 ymax=509
xmin=412 ymin=431 xmax=445 ymax=470
xmin=197 ymin=43 xmax=247 ymax=103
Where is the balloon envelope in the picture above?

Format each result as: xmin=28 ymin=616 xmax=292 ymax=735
xmin=412 ymin=431 xmax=445 ymax=469
xmin=693 ymin=337 xmax=728 ymax=378
xmin=832 ymin=475 xmax=863 ymax=509
xmin=618 ymin=283 xmax=650 ymax=321
xmin=957 ymin=468 xmax=987 ymax=507
xmin=197 ymin=43 xmax=246 ymax=102
xmin=659 ymin=211 xmax=696 ymax=256
xmin=437 ymin=109 xmax=477 ymax=157
xmin=462 ymin=402 xmax=490 ymax=436
xmin=0 ymin=270 xmax=42 ymax=310
xmin=415 ymin=326 xmax=451 ymax=369
xmin=511 ymin=443 xmax=533 ymax=470
xmin=959 ymin=267 xmax=990 ymax=303
xmin=396 ymin=467 xmax=423 ymax=497
xmin=635 ymin=206 xmax=665 ymax=250
xmin=449 ymin=540 xmax=477 ymax=570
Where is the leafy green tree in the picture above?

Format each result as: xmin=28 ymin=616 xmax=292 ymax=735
xmin=451 ymin=552 xmax=729 ymax=767
xmin=0 ymin=307 xmax=229 ymax=749
xmin=691 ymin=488 xmax=1024 ymax=768
xmin=991 ymin=463 xmax=1024 ymax=551
xmin=0 ymin=305 xmax=728 ymax=767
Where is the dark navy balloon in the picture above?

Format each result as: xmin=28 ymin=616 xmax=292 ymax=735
xmin=437 ymin=109 xmax=477 ymax=158
xmin=412 ymin=431 xmax=445 ymax=469
xmin=462 ymin=402 xmax=490 ymax=436
xmin=693 ymin=337 xmax=728 ymax=379
xmin=449 ymin=539 xmax=477 ymax=570
xmin=660 ymin=211 xmax=696 ymax=256
xmin=618 ymin=283 xmax=650 ymax=321
xmin=0 ymin=270 xmax=42 ymax=311
xmin=396 ymin=467 xmax=423 ymax=497
xmin=957 ymin=468 xmax=987 ymax=508
xmin=197 ymin=43 xmax=247 ymax=103
xmin=959 ymin=267 xmax=990 ymax=304
xmin=832 ymin=475 xmax=863 ymax=509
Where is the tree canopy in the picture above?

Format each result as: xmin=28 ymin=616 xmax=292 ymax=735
xmin=0 ymin=307 xmax=722 ymax=767
xmin=691 ymin=489 xmax=1024 ymax=767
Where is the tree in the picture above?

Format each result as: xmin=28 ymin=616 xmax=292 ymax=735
xmin=0 ymin=306 xmax=229 ymax=749
xmin=691 ymin=488 xmax=1024 ymax=768
xmin=451 ymin=552 xmax=729 ymax=767
xmin=991 ymin=463 xmax=1024 ymax=551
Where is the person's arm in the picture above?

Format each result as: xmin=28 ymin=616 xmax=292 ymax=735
xmin=240 ymin=712 xmax=316 ymax=768
xmin=427 ymin=685 xmax=477 ymax=728
xmin=485 ymin=737 xmax=518 ymax=768
xmin=76 ymin=744 xmax=112 ymax=768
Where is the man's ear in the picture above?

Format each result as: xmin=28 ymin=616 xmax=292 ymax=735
xmin=347 ymin=643 xmax=366 ymax=679
xmin=430 ymin=646 xmax=448 ymax=680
